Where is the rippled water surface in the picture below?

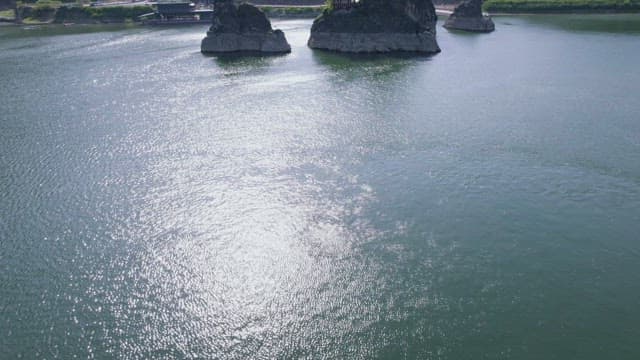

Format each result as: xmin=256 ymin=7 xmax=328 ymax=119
xmin=1 ymin=16 xmax=640 ymax=359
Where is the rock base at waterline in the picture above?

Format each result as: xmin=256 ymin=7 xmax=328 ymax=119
xmin=201 ymin=31 xmax=290 ymax=54
xmin=444 ymin=16 xmax=495 ymax=32
xmin=308 ymin=32 xmax=439 ymax=53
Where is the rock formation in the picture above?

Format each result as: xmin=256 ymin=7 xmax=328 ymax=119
xmin=308 ymin=0 xmax=440 ymax=54
xmin=201 ymin=0 xmax=291 ymax=54
xmin=443 ymin=0 xmax=495 ymax=32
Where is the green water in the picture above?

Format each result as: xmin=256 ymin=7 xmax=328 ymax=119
xmin=1 ymin=16 xmax=639 ymax=359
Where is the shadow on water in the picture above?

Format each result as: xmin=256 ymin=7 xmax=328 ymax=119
xmin=202 ymin=51 xmax=289 ymax=74
xmin=310 ymin=48 xmax=434 ymax=79
xmin=518 ymin=13 xmax=640 ymax=34
xmin=441 ymin=26 xmax=496 ymax=36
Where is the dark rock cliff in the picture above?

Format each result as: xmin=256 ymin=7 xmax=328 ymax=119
xmin=210 ymin=2 xmax=272 ymax=34
xmin=443 ymin=0 xmax=495 ymax=32
xmin=0 ymin=0 xmax=13 ymax=11
xmin=201 ymin=0 xmax=291 ymax=54
xmin=308 ymin=0 xmax=440 ymax=53
xmin=311 ymin=0 xmax=437 ymax=34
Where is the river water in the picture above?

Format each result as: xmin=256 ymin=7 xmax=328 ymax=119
xmin=1 ymin=15 xmax=640 ymax=359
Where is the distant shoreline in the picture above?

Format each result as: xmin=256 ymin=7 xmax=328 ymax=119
xmin=488 ymin=9 xmax=640 ymax=15
xmin=2 ymin=3 xmax=639 ymax=28
xmin=489 ymin=10 xmax=640 ymax=15
xmin=481 ymin=0 xmax=640 ymax=14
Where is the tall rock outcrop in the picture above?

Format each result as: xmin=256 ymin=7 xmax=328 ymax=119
xmin=308 ymin=0 xmax=440 ymax=54
xmin=201 ymin=0 xmax=291 ymax=54
xmin=443 ymin=0 xmax=495 ymax=32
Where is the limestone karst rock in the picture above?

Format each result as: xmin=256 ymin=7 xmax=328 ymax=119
xmin=443 ymin=0 xmax=495 ymax=33
xmin=201 ymin=0 xmax=291 ymax=54
xmin=308 ymin=0 xmax=440 ymax=53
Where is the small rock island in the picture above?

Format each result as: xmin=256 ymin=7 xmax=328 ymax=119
xmin=201 ymin=0 xmax=291 ymax=54
xmin=443 ymin=0 xmax=495 ymax=33
xmin=308 ymin=0 xmax=440 ymax=54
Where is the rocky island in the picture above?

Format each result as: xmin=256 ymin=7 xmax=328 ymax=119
xmin=201 ymin=0 xmax=291 ymax=54
xmin=443 ymin=0 xmax=495 ymax=32
xmin=307 ymin=0 xmax=440 ymax=54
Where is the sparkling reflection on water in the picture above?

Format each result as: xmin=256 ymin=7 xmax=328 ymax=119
xmin=1 ymin=17 xmax=640 ymax=359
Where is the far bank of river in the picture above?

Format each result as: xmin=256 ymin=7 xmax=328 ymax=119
xmin=6 ymin=4 xmax=323 ymax=25
xmin=11 ymin=4 xmax=153 ymax=25
xmin=5 ymin=1 xmax=640 ymax=26
xmin=482 ymin=0 xmax=640 ymax=13
xmin=1 ymin=15 xmax=640 ymax=360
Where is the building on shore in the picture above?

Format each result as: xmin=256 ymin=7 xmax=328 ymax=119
xmin=139 ymin=1 xmax=214 ymax=25
xmin=332 ymin=0 xmax=358 ymax=9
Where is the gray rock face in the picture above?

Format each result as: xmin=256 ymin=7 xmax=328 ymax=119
xmin=308 ymin=32 xmax=439 ymax=53
xmin=201 ymin=0 xmax=291 ymax=54
xmin=443 ymin=0 xmax=495 ymax=32
xmin=308 ymin=0 xmax=440 ymax=54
